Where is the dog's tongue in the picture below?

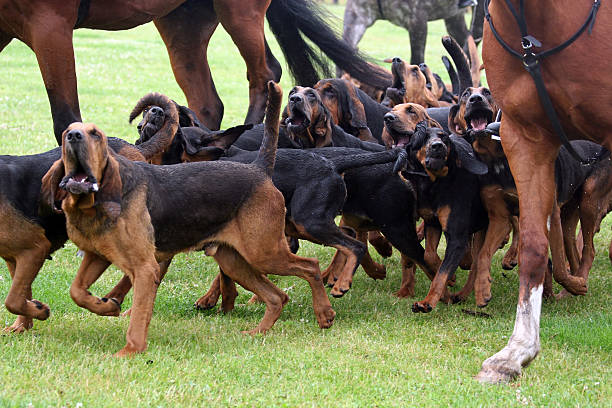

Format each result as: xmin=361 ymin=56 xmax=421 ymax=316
xmin=65 ymin=173 xmax=97 ymax=194
xmin=471 ymin=117 xmax=488 ymax=131
xmin=396 ymin=136 xmax=411 ymax=148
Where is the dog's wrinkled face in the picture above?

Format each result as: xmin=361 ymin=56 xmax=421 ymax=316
xmin=450 ymin=86 xmax=498 ymax=136
xmin=382 ymin=103 xmax=440 ymax=149
xmin=412 ymin=127 xmax=451 ymax=181
xmin=59 ymin=122 xmax=108 ymax=195
xmin=136 ymin=105 xmax=165 ymax=145
xmin=284 ymin=86 xmax=331 ymax=148
xmin=382 ymin=58 xmax=436 ymax=108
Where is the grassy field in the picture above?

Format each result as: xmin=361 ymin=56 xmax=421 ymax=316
xmin=0 ymin=3 xmax=610 ymax=407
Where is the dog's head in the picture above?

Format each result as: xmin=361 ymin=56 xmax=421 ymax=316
xmin=448 ymin=86 xmax=498 ymax=137
xmin=382 ymin=103 xmax=441 ymax=149
xmin=314 ymin=78 xmax=375 ymax=142
xmin=41 ymin=122 xmax=122 ymax=219
xmin=284 ymin=86 xmax=333 ymax=148
xmin=409 ymin=124 xmax=488 ymax=182
xmin=180 ymin=124 xmax=253 ymax=162
xmin=382 ymin=57 xmax=439 ymax=108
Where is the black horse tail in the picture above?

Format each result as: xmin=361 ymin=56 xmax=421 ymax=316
xmin=442 ymin=36 xmax=472 ymax=96
xmin=266 ymin=0 xmax=391 ymax=88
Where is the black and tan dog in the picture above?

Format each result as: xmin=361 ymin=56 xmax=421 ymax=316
xmin=0 ymin=95 xmax=179 ymax=333
xmin=41 ymin=82 xmax=335 ymax=356
xmin=283 ymin=86 xmax=384 ymax=151
xmin=401 ymin=124 xmax=489 ymax=312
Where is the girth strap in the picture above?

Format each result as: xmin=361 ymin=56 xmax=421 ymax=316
xmin=74 ymin=0 xmax=92 ymax=29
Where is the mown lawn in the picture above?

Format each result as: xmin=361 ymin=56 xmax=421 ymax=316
xmin=0 ymin=3 xmax=610 ymax=407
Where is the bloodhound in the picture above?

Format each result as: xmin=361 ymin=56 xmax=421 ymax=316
xmin=41 ymin=82 xmax=335 ymax=356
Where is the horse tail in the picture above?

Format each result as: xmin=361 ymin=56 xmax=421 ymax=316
xmin=266 ymin=0 xmax=391 ymax=88
xmin=442 ymin=36 xmax=472 ymax=96
xmin=253 ymin=81 xmax=283 ymax=177
xmin=128 ymin=92 xmax=179 ymax=161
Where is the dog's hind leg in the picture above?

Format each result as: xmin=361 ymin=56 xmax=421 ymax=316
xmin=502 ymin=216 xmax=519 ymax=270
xmin=394 ymin=255 xmax=416 ymax=298
xmin=213 ymin=246 xmax=288 ymax=334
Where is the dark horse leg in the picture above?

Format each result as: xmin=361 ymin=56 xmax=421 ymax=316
xmin=214 ymin=0 xmax=281 ymax=125
xmin=154 ymin=1 xmax=224 ymax=130
xmin=408 ymin=10 xmax=428 ymax=65
xmin=20 ymin=5 xmax=82 ymax=145
xmin=444 ymin=13 xmax=469 ymax=53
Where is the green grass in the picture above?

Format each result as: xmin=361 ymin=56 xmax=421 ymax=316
xmin=0 ymin=4 xmax=610 ymax=407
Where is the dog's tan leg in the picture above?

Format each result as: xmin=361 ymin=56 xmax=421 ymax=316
xmin=368 ymin=231 xmax=393 ymax=258
xmin=219 ymin=270 xmax=239 ymax=313
xmin=329 ymin=245 xmax=362 ymax=297
xmin=394 ymin=255 xmax=416 ymax=298
xmin=451 ymin=230 xmax=485 ymax=303
xmin=357 ymin=231 xmax=387 ymax=280
xmin=322 ymin=250 xmax=346 ymax=286
xmin=549 ymin=205 xmax=587 ymax=295
xmin=194 ymin=273 xmax=222 ymax=310
xmin=4 ymin=244 xmax=51 ymax=323
xmin=501 ymin=216 xmax=519 ymax=270
xmin=3 ymin=261 xmax=33 ymax=333
xmin=116 ymin=260 xmax=160 ymax=356
xmin=69 ymin=252 xmax=117 ymax=316
xmin=213 ymin=246 xmax=287 ymax=334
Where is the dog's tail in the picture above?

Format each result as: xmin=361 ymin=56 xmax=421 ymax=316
xmin=442 ymin=56 xmax=459 ymax=95
xmin=442 ymin=36 xmax=472 ymax=96
xmin=328 ymin=149 xmax=400 ymax=174
xmin=128 ymin=92 xmax=179 ymax=161
xmin=253 ymin=81 xmax=283 ymax=177
xmin=467 ymin=34 xmax=481 ymax=87
xmin=266 ymin=0 xmax=391 ymax=89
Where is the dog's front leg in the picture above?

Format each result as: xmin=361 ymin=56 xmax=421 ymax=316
xmin=69 ymin=252 xmax=117 ymax=316
xmin=116 ymin=260 xmax=160 ymax=357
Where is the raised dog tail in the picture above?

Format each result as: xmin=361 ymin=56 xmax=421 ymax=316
xmin=442 ymin=56 xmax=459 ymax=95
xmin=128 ymin=92 xmax=179 ymax=161
xmin=266 ymin=0 xmax=391 ymax=89
xmin=253 ymin=81 xmax=283 ymax=177
xmin=329 ymin=149 xmax=400 ymax=174
xmin=442 ymin=36 xmax=472 ymax=96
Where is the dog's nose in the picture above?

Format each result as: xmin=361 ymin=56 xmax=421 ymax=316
xmin=430 ymin=141 xmax=445 ymax=154
xmin=65 ymin=129 xmax=83 ymax=143
xmin=150 ymin=106 xmax=163 ymax=116
xmin=468 ymin=94 xmax=483 ymax=104
xmin=392 ymin=57 xmax=402 ymax=64
xmin=289 ymin=94 xmax=303 ymax=105
xmin=384 ymin=112 xmax=396 ymax=123
xmin=419 ymin=63 xmax=427 ymax=70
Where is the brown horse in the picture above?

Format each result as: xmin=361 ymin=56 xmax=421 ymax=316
xmin=477 ymin=0 xmax=611 ymax=383
xmin=0 ymin=0 xmax=390 ymax=145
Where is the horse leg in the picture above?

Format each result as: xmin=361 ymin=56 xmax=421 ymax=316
xmin=154 ymin=2 xmax=223 ymax=129
xmin=444 ymin=13 xmax=469 ymax=55
xmin=340 ymin=1 xmax=375 ymax=76
xmin=0 ymin=31 xmax=12 ymax=53
xmin=27 ymin=12 xmax=81 ymax=145
xmin=215 ymin=0 xmax=275 ymax=125
xmin=477 ymin=121 xmax=558 ymax=383
xmin=408 ymin=11 xmax=428 ymax=65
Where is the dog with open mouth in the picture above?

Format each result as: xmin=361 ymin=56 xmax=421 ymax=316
xmin=284 ymin=86 xmax=383 ymax=151
xmin=41 ymin=82 xmax=336 ymax=356
xmin=381 ymin=57 xmax=440 ymax=109
xmin=382 ymin=103 xmax=441 ymax=149
xmin=401 ymin=123 xmax=489 ymax=312
xmin=448 ymin=86 xmax=499 ymax=140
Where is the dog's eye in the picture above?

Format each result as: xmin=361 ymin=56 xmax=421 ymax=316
xmin=306 ymin=91 xmax=316 ymax=100
xmin=482 ymin=88 xmax=491 ymax=96
xmin=289 ymin=88 xmax=297 ymax=96
xmin=90 ymin=130 xmax=100 ymax=139
xmin=406 ymin=106 xmax=414 ymax=114
xmin=323 ymin=88 xmax=335 ymax=97
xmin=462 ymin=90 xmax=471 ymax=98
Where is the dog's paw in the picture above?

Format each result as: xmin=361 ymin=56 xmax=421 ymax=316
xmin=393 ymin=287 xmax=414 ymax=298
xmin=411 ymin=301 xmax=433 ymax=313
xmin=3 ymin=316 xmax=34 ymax=333
xmin=315 ymin=306 xmax=336 ymax=329
xmin=30 ymin=299 xmax=51 ymax=320
xmin=194 ymin=294 xmax=219 ymax=310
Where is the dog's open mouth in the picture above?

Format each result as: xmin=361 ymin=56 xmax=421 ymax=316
xmin=465 ymin=108 xmax=493 ymax=132
xmin=387 ymin=127 xmax=413 ymax=148
xmin=425 ymin=156 xmax=446 ymax=172
xmin=286 ymin=108 xmax=311 ymax=132
xmin=61 ymin=156 xmax=98 ymax=195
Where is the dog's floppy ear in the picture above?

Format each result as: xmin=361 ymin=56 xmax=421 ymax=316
xmin=96 ymin=155 xmax=122 ymax=221
xmin=341 ymin=83 xmax=374 ymax=141
xmin=212 ymin=124 xmax=253 ymax=148
xmin=448 ymin=104 xmax=462 ymax=135
xmin=450 ymin=135 xmax=488 ymax=175
xmin=174 ymin=102 xmax=203 ymax=128
xmin=40 ymin=159 xmax=67 ymax=214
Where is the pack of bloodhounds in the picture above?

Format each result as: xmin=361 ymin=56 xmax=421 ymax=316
xmin=0 ymin=0 xmax=610 ymax=384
